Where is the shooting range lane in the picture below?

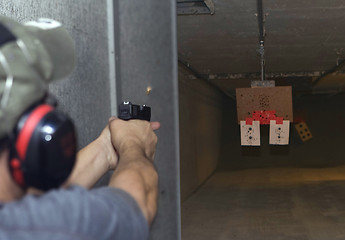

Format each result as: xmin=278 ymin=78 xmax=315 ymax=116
xmin=177 ymin=0 xmax=345 ymax=239
xmin=182 ymin=167 xmax=345 ymax=240
xmin=180 ymin=88 xmax=345 ymax=239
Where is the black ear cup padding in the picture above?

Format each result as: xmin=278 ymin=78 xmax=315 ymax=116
xmin=23 ymin=110 xmax=77 ymax=191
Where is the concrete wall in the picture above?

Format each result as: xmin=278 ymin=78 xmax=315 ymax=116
xmin=179 ymin=66 xmax=225 ymax=201
xmin=219 ymin=93 xmax=345 ymax=170
xmin=115 ymin=1 xmax=181 ymax=239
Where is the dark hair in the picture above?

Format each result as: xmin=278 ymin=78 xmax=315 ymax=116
xmin=0 ymin=137 xmax=9 ymax=154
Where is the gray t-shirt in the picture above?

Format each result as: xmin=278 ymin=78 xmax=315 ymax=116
xmin=0 ymin=186 xmax=149 ymax=240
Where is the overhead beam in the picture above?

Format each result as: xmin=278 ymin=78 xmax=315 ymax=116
xmin=312 ymin=58 xmax=345 ymax=87
xmin=178 ymin=57 xmax=235 ymax=99
xmin=200 ymin=72 xmax=321 ymax=80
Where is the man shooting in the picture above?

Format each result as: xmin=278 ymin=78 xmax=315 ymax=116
xmin=0 ymin=16 xmax=159 ymax=240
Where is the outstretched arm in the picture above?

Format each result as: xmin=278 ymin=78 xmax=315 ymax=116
xmin=63 ymin=125 xmax=118 ymax=189
xmin=108 ymin=118 xmax=160 ymax=225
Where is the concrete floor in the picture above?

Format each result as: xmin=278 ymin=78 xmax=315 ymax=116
xmin=182 ymin=166 xmax=345 ymax=240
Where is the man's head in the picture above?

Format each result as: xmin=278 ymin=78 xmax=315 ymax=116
xmin=0 ymin=16 xmax=76 ymax=139
xmin=0 ymin=16 xmax=77 ymax=195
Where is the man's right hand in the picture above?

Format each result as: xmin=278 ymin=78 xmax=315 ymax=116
xmin=108 ymin=117 xmax=160 ymax=225
xmin=108 ymin=117 xmax=160 ymax=162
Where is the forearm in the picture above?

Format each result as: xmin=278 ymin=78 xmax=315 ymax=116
xmin=109 ymin=149 xmax=158 ymax=225
xmin=63 ymin=137 xmax=111 ymax=189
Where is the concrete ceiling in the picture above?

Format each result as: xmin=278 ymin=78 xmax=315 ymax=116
xmin=177 ymin=0 xmax=345 ymax=92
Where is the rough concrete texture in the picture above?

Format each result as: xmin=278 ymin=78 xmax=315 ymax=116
xmin=116 ymin=1 xmax=180 ymax=239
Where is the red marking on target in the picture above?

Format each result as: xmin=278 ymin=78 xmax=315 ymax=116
xmin=246 ymin=110 xmax=285 ymax=125
xmin=246 ymin=118 xmax=253 ymax=125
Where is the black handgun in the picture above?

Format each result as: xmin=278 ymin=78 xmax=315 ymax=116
xmin=118 ymin=102 xmax=151 ymax=121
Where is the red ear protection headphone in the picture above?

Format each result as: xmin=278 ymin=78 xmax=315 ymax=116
xmin=0 ymin=23 xmax=77 ymax=191
xmin=9 ymin=100 xmax=77 ymax=191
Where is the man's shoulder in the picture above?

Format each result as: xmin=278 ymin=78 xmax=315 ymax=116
xmin=0 ymin=186 xmax=148 ymax=240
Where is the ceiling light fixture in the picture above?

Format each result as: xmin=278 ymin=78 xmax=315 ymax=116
xmin=177 ymin=0 xmax=215 ymax=16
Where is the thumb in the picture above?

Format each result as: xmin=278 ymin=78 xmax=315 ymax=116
xmin=150 ymin=121 xmax=160 ymax=131
xmin=108 ymin=116 xmax=118 ymax=122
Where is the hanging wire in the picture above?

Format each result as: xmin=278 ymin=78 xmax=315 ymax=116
xmin=257 ymin=0 xmax=266 ymax=81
